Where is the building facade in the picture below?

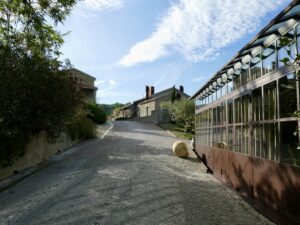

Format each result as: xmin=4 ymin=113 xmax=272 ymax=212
xmin=191 ymin=1 xmax=300 ymax=223
xmin=67 ymin=68 xmax=98 ymax=102
xmin=137 ymin=86 xmax=190 ymax=124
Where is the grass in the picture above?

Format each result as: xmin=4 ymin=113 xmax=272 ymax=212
xmin=158 ymin=123 xmax=194 ymax=140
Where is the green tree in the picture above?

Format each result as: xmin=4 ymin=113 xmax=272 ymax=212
xmin=0 ymin=0 xmax=76 ymax=58
xmin=87 ymin=103 xmax=107 ymax=124
xmin=161 ymin=99 xmax=195 ymax=133
xmin=0 ymin=0 xmax=79 ymax=167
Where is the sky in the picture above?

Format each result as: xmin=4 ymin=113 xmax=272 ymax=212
xmin=58 ymin=0 xmax=291 ymax=104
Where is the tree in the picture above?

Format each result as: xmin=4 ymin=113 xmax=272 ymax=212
xmin=161 ymin=99 xmax=195 ymax=133
xmin=0 ymin=0 xmax=76 ymax=58
xmin=0 ymin=0 xmax=79 ymax=167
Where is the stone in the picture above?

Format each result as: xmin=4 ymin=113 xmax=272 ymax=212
xmin=172 ymin=141 xmax=189 ymax=158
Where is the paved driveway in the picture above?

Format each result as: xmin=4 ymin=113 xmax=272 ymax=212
xmin=0 ymin=121 xmax=272 ymax=225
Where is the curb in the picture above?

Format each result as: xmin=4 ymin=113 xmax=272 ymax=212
xmin=0 ymin=122 xmax=113 ymax=193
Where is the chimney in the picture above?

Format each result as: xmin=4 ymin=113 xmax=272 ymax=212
xmin=151 ymin=86 xmax=155 ymax=96
xmin=179 ymin=85 xmax=184 ymax=93
xmin=146 ymin=86 xmax=149 ymax=99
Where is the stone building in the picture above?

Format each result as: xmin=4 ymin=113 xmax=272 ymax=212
xmin=67 ymin=68 xmax=98 ymax=102
xmin=136 ymin=86 xmax=190 ymax=124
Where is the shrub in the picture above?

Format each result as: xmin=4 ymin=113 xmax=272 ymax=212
xmin=66 ymin=112 xmax=96 ymax=140
xmin=87 ymin=103 xmax=107 ymax=124
xmin=0 ymin=127 xmax=28 ymax=167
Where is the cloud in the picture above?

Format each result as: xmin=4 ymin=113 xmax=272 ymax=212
xmin=82 ymin=0 xmax=124 ymax=11
xmin=95 ymin=80 xmax=105 ymax=86
xmin=119 ymin=0 xmax=288 ymax=67
xmin=193 ymin=77 xmax=206 ymax=83
xmin=109 ymin=79 xmax=117 ymax=86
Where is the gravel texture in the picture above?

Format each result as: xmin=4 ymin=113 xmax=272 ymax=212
xmin=0 ymin=121 xmax=273 ymax=225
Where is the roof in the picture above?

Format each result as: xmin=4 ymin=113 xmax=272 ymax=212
xmin=190 ymin=0 xmax=300 ymax=99
xmin=139 ymin=87 xmax=190 ymax=104
xmin=68 ymin=68 xmax=96 ymax=80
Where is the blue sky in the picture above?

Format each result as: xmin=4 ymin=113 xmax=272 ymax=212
xmin=58 ymin=0 xmax=291 ymax=104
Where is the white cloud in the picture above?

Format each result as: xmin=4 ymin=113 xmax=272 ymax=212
xmin=193 ymin=77 xmax=206 ymax=83
xmin=119 ymin=0 xmax=288 ymax=67
xmin=95 ymin=80 xmax=105 ymax=86
xmin=109 ymin=79 xmax=117 ymax=86
xmin=82 ymin=0 xmax=124 ymax=11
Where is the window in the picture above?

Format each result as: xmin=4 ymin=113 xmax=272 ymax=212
xmin=235 ymin=97 xmax=242 ymax=123
xmin=254 ymin=124 xmax=263 ymax=157
xmin=262 ymin=44 xmax=276 ymax=75
xmin=264 ymin=123 xmax=279 ymax=161
xmin=279 ymin=74 xmax=297 ymax=118
xmin=228 ymin=80 xmax=233 ymax=93
xmin=241 ymin=63 xmax=250 ymax=86
xmin=242 ymin=125 xmax=249 ymax=155
xmin=242 ymin=95 xmax=249 ymax=123
xmin=235 ymin=126 xmax=242 ymax=153
xmin=263 ymin=81 xmax=277 ymax=120
xmin=253 ymin=87 xmax=262 ymax=122
xmin=219 ymin=103 xmax=226 ymax=125
xmin=233 ymin=70 xmax=241 ymax=90
xmin=228 ymin=126 xmax=234 ymax=151
xmin=228 ymin=100 xmax=233 ymax=124
xmin=250 ymin=54 xmax=262 ymax=80
xmin=281 ymin=121 xmax=300 ymax=166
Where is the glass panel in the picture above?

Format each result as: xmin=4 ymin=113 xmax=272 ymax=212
xmin=241 ymin=64 xmax=250 ymax=86
xmin=254 ymin=124 xmax=263 ymax=157
xmin=219 ymin=103 xmax=225 ymax=125
xmin=262 ymin=44 xmax=276 ymax=75
xmin=212 ymin=91 xmax=216 ymax=102
xmin=250 ymin=55 xmax=262 ymax=80
xmin=235 ymin=98 xmax=242 ymax=123
xmin=233 ymin=71 xmax=241 ymax=89
xmin=221 ymin=127 xmax=227 ymax=149
xmin=263 ymin=81 xmax=277 ymax=120
xmin=228 ymin=81 xmax=233 ymax=93
xmin=213 ymin=127 xmax=220 ymax=148
xmin=235 ymin=125 xmax=242 ymax=153
xmin=281 ymin=121 xmax=300 ymax=166
xmin=253 ymin=87 xmax=262 ymax=122
xmin=278 ymin=43 xmax=296 ymax=68
xmin=279 ymin=74 xmax=297 ymax=118
xmin=228 ymin=100 xmax=234 ymax=124
xmin=264 ymin=123 xmax=279 ymax=161
xmin=242 ymin=95 xmax=249 ymax=123
xmin=228 ymin=126 xmax=234 ymax=151
xmin=213 ymin=107 xmax=217 ymax=126
xmin=217 ymin=89 xmax=221 ymax=100
xmin=242 ymin=125 xmax=249 ymax=155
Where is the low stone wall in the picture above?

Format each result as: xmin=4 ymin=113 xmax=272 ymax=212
xmin=0 ymin=132 xmax=78 ymax=181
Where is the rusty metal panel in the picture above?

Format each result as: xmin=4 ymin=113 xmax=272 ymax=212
xmin=222 ymin=149 xmax=229 ymax=182
xmin=213 ymin=147 xmax=222 ymax=179
xmin=195 ymin=145 xmax=213 ymax=170
xmin=234 ymin=154 xmax=253 ymax=195
xmin=227 ymin=151 xmax=236 ymax=187
xmin=281 ymin=164 xmax=300 ymax=223
xmin=252 ymin=157 xmax=282 ymax=208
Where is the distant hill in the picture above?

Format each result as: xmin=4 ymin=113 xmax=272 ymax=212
xmin=99 ymin=103 xmax=124 ymax=116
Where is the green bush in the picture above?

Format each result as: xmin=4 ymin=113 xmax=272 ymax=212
xmin=0 ymin=127 xmax=28 ymax=167
xmin=67 ymin=113 xmax=96 ymax=140
xmin=87 ymin=103 xmax=107 ymax=124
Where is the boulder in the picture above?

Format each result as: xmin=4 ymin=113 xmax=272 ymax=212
xmin=172 ymin=141 xmax=189 ymax=158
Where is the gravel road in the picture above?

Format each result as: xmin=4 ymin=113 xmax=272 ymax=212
xmin=0 ymin=121 xmax=273 ymax=225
